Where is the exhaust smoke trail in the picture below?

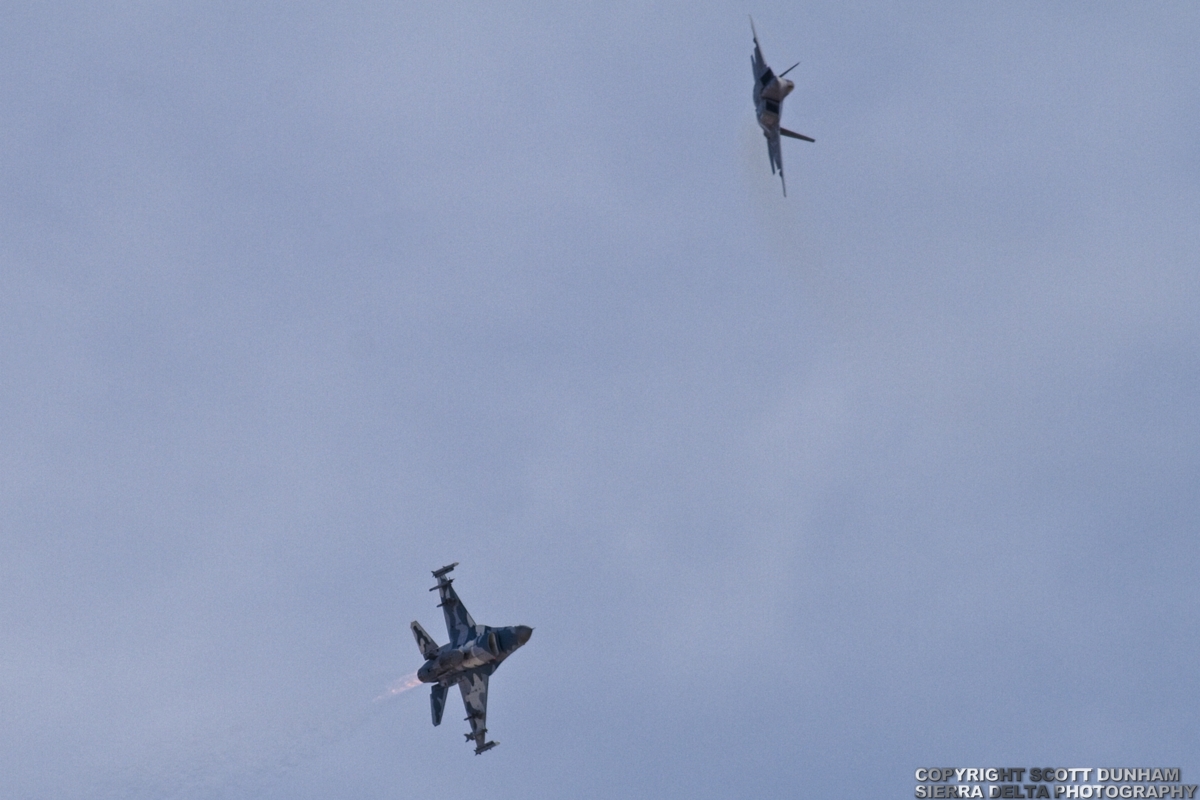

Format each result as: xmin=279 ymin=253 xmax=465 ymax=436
xmin=103 ymin=668 xmax=428 ymax=797
xmin=374 ymin=671 xmax=422 ymax=702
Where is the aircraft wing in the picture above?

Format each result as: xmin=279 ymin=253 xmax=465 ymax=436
xmin=431 ymin=564 xmax=477 ymax=647
xmin=458 ymin=672 xmax=497 ymax=754
xmin=750 ymin=16 xmax=773 ymax=85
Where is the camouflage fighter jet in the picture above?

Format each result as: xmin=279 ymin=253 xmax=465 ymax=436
xmin=412 ymin=562 xmax=533 ymax=754
xmin=750 ymin=16 xmax=814 ymax=196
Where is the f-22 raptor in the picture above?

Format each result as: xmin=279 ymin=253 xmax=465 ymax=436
xmin=751 ymin=16 xmax=814 ymax=196
xmin=412 ymin=563 xmax=532 ymax=754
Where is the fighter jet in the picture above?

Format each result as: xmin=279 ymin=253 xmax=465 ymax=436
xmin=750 ymin=16 xmax=814 ymax=196
xmin=412 ymin=562 xmax=533 ymax=754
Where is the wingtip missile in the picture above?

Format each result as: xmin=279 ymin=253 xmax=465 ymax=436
xmin=432 ymin=562 xmax=459 ymax=578
xmin=474 ymin=741 xmax=499 ymax=754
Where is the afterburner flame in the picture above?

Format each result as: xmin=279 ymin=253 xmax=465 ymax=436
xmin=374 ymin=672 xmax=422 ymax=703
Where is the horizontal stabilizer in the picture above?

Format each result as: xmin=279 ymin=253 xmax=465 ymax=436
xmin=430 ymin=683 xmax=448 ymax=726
xmin=780 ymin=128 xmax=815 ymax=142
xmin=411 ymin=620 xmax=440 ymax=660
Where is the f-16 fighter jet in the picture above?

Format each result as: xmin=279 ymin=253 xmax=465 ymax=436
xmin=412 ymin=562 xmax=533 ymax=754
xmin=750 ymin=16 xmax=814 ymax=196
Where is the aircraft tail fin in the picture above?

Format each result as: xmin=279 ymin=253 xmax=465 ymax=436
xmin=780 ymin=127 xmax=815 ymax=142
xmin=430 ymin=683 xmax=448 ymax=726
xmin=411 ymin=620 xmax=440 ymax=660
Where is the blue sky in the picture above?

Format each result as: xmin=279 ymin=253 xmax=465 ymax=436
xmin=2 ymin=3 xmax=1198 ymax=798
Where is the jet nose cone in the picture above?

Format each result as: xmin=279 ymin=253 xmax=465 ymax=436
xmin=515 ymin=625 xmax=533 ymax=646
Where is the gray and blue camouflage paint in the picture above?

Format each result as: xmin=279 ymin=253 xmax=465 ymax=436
xmin=411 ymin=563 xmax=533 ymax=754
